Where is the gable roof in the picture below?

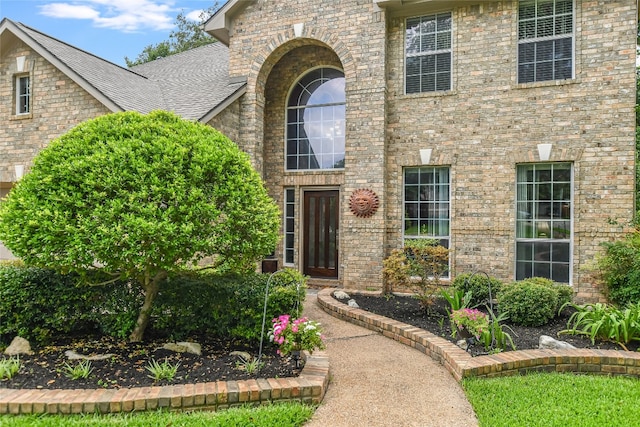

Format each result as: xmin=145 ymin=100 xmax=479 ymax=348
xmin=0 ymin=18 xmax=163 ymax=113
xmin=0 ymin=18 xmax=245 ymax=122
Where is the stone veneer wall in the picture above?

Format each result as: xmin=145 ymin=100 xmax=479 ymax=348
xmin=226 ymin=0 xmax=388 ymax=289
xmin=0 ymin=41 xmax=110 ymax=183
xmin=384 ymin=1 xmax=636 ymax=301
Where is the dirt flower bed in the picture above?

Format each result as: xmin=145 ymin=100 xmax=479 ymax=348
xmin=1 ymin=334 xmax=299 ymax=390
xmin=344 ymin=294 xmax=640 ymax=356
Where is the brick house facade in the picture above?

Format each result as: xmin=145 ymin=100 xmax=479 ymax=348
xmin=204 ymin=0 xmax=636 ymax=300
xmin=1 ymin=1 xmax=637 ymax=301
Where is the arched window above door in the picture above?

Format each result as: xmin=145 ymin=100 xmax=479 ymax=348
xmin=286 ymin=67 xmax=345 ymax=170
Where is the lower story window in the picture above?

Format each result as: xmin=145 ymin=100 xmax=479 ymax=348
xmin=403 ymin=166 xmax=450 ymax=275
xmin=284 ymin=188 xmax=295 ymax=265
xmin=515 ymin=162 xmax=572 ymax=282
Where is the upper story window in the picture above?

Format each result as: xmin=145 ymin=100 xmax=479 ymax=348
xmin=405 ymin=12 xmax=452 ymax=94
xmin=15 ymin=75 xmax=30 ymax=115
xmin=518 ymin=0 xmax=574 ymax=84
xmin=286 ymin=68 xmax=345 ymax=171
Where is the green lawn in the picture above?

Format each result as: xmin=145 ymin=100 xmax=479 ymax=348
xmin=0 ymin=403 xmax=315 ymax=427
xmin=463 ymin=372 xmax=640 ymax=427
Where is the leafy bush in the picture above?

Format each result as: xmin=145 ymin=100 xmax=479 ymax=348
xmin=382 ymin=239 xmax=449 ymax=312
xmin=451 ymin=273 xmax=503 ymax=308
xmin=0 ymin=265 xmax=306 ymax=345
xmin=596 ymin=232 xmax=640 ymax=306
xmin=497 ymin=280 xmax=559 ymax=327
xmin=0 ymin=110 xmax=280 ymax=341
xmin=152 ymin=268 xmax=307 ymax=342
xmin=517 ymin=277 xmax=573 ymax=312
xmin=0 ymin=265 xmax=98 ymax=345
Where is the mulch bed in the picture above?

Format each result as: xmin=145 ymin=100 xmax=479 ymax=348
xmin=342 ymin=293 xmax=640 ymax=356
xmin=1 ymin=334 xmax=299 ymax=390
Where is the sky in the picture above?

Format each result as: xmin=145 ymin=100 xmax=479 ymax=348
xmin=0 ymin=0 xmax=219 ymax=66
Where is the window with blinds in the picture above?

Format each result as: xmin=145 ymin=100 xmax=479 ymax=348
xmin=518 ymin=0 xmax=574 ymax=84
xmin=405 ymin=12 xmax=452 ymax=94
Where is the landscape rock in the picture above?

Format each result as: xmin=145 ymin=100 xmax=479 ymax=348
xmin=456 ymin=339 xmax=469 ymax=351
xmin=539 ymin=335 xmax=576 ymax=350
xmin=65 ymin=350 xmax=115 ymax=361
xmin=230 ymin=351 xmax=252 ymax=361
xmin=4 ymin=336 xmax=33 ymax=356
xmin=161 ymin=341 xmax=202 ymax=356
xmin=334 ymin=290 xmax=350 ymax=300
xmin=347 ymin=299 xmax=359 ymax=308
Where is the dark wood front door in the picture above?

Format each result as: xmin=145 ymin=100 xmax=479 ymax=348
xmin=304 ymin=190 xmax=339 ymax=278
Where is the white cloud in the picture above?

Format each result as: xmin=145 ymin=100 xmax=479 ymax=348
xmin=38 ymin=0 xmax=180 ymax=32
xmin=185 ymin=9 xmax=203 ymax=21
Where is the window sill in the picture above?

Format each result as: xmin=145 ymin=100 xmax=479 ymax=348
xmin=10 ymin=113 xmax=33 ymax=121
xmin=398 ymin=89 xmax=457 ymax=100
xmin=513 ymin=77 xmax=580 ymax=90
xmin=284 ymin=169 xmax=345 ymax=174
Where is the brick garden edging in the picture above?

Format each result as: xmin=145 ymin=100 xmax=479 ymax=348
xmin=0 ymin=352 xmax=329 ymax=415
xmin=318 ymin=288 xmax=640 ymax=381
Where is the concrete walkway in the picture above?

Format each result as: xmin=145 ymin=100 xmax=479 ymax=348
xmin=302 ymin=290 xmax=479 ymax=427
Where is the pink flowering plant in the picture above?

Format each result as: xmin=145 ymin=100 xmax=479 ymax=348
xmin=450 ymin=308 xmax=489 ymax=339
xmin=269 ymin=314 xmax=326 ymax=356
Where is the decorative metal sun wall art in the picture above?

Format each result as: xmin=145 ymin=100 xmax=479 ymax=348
xmin=349 ymin=188 xmax=379 ymax=218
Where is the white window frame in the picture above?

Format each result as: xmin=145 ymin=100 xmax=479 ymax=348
xmin=515 ymin=162 xmax=573 ymax=283
xmin=15 ymin=74 xmax=30 ymax=115
xmin=285 ymin=67 xmax=346 ymax=171
xmin=402 ymin=166 xmax=451 ymax=277
xmin=404 ymin=12 xmax=453 ymax=94
xmin=517 ymin=0 xmax=574 ymax=84
xmin=283 ymin=188 xmax=295 ymax=266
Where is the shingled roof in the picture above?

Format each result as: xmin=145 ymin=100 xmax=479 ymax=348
xmin=0 ymin=18 xmax=244 ymax=121
xmin=130 ymin=43 xmax=245 ymax=121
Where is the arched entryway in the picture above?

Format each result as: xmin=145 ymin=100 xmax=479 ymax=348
xmin=261 ymin=43 xmax=345 ymax=281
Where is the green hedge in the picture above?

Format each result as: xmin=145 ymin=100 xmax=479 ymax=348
xmin=0 ymin=265 xmax=97 ymax=344
xmin=0 ymin=265 xmax=306 ymax=346
xmin=152 ymin=269 xmax=306 ymax=342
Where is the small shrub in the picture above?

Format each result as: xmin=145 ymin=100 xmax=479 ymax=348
xmin=497 ymin=281 xmax=558 ymax=326
xmin=383 ymin=239 xmax=448 ymax=312
xmin=452 ymin=273 xmax=503 ymax=308
xmin=518 ymin=277 xmax=572 ymax=312
xmin=596 ymin=232 xmax=640 ymax=306
xmin=382 ymin=249 xmax=410 ymax=293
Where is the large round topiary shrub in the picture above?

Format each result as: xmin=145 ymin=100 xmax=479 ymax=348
xmin=0 ymin=111 xmax=280 ymax=342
